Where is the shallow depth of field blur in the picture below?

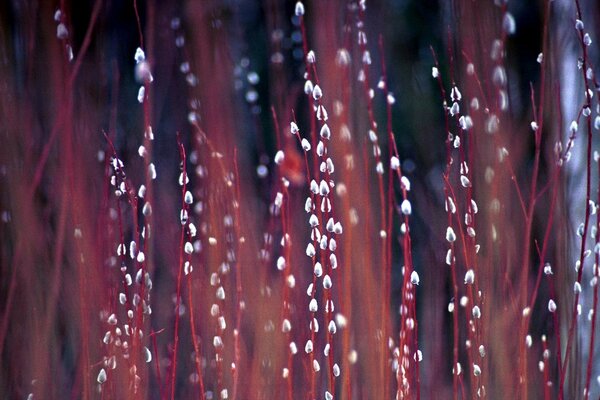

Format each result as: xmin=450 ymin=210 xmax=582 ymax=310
xmin=1 ymin=0 xmax=600 ymax=399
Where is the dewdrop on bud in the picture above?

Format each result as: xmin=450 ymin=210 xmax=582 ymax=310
xmin=312 ymin=85 xmax=323 ymax=100
xmin=306 ymin=50 xmax=316 ymax=64
xmin=584 ymin=33 xmax=592 ymax=47
xmin=184 ymin=242 xmax=193 ymax=254
xmin=274 ymin=150 xmax=285 ymax=165
xmin=184 ymin=191 xmax=193 ymax=204
xmin=574 ymin=281 xmax=582 ymax=294
xmin=472 ymin=305 xmax=481 ymax=319
xmin=410 ymin=271 xmax=420 ymax=285
xmin=548 ymin=299 xmax=557 ymax=313
xmin=464 ymin=269 xmax=475 ymax=284
xmin=432 ymin=66 xmax=439 ymax=78
xmin=325 ymin=391 xmax=333 ymax=400
xmin=294 ymin=1 xmax=305 ymax=16
xmin=473 ymin=364 xmax=481 ymax=376
xmin=544 ymin=263 xmax=553 ymax=275
xmin=400 ymin=199 xmax=412 ymax=215
xmin=401 ymin=176 xmax=411 ymax=191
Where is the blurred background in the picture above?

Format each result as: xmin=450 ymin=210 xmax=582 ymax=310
xmin=1 ymin=0 xmax=599 ymax=399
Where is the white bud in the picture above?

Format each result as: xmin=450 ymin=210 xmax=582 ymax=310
xmin=410 ymin=270 xmax=420 ymax=285
xmin=464 ymin=269 xmax=475 ymax=284
xmin=290 ymin=121 xmax=299 ymax=135
xmin=274 ymin=150 xmax=285 ymax=165
xmin=446 ymin=227 xmax=457 ymax=242
xmin=503 ymin=12 xmax=516 ymax=35
xmin=301 ymin=138 xmax=311 ymax=151
xmin=460 ymin=175 xmax=471 ymax=187
xmin=137 ymin=86 xmax=146 ymax=103
xmin=314 ymin=262 xmax=323 ymax=277
xmin=305 ymin=197 xmax=313 ymax=213
xmin=306 ymin=243 xmax=316 ymax=257
xmin=312 ymin=85 xmax=323 ymax=100
xmin=320 ymin=124 xmax=331 ymax=140
xmin=391 ymin=156 xmax=401 ymax=170
xmin=305 ymin=339 xmax=313 ymax=353
xmin=97 ymin=368 xmax=107 ymax=384
xmin=294 ymin=1 xmax=305 ymax=16
xmin=277 ymin=256 xmax=286 ymax=271
xmin=319 ymin=180 xmax=330 ymax=196
xmin=548 ymin=299 xmax=557 ymax=313
xmin=134 ymin=47 xmax=146 ymax=63
xmin=309 ymin=298 xmax=318 ymax=312
xmin=330 ymin=253 xmax=338 ymax=269
xmin=400 ymin=199 xmax=412 ymax=215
